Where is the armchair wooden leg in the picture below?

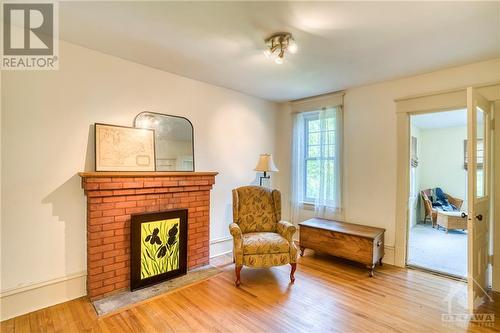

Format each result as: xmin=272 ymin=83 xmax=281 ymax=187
xmin=290 ymin=263 xmax=297 ymax=283
xmin=235 ymin=265 xmax=242 ymax=286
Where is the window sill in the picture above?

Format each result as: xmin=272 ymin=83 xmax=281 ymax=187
xmin=300 ymin=202 xmax=316 ymax=210
xmin=298 ymin=202 xmax=344 ymax=217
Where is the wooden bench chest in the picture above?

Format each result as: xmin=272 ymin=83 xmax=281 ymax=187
xmin=299 ymin=218 xmax=385 ymax=277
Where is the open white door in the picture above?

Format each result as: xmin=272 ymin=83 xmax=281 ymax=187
xmin=467 ymin=87 xmax=492 ymax=311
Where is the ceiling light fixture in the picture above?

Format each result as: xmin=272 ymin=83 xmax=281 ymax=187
xmin=264 ymin=32 xmax=297 ymax=64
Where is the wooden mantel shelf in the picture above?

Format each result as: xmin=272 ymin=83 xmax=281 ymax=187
xmin=78 ymin=171 xmax=218 ymax=178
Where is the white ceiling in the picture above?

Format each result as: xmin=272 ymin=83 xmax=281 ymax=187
xmin=59 ymin=2 xmax=500 ymax=102
xmin=411 ymin=109 xmax=467 ymax=129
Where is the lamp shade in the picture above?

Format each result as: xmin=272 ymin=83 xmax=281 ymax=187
xmin=254 ymin=154 xmax=279 ymax=172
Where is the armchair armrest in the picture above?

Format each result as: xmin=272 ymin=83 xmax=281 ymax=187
xmin=277 ymin=221 xmax=298 ymax=264
xmin=229 ymin=223 xmax=242 ymax=239
xmin=276 ymin=220 xmax=296 ymax=242
xmin=229 ymin=223 xmax=243 ymax=265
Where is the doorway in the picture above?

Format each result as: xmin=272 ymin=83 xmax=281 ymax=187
xmin=407 ymin=109 xmax=468 ymax=279
xmin=395 ymin=85 xmax=497 ymax=312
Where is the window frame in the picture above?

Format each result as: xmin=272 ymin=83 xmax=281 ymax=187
xmin=302 ymin=111 xmax=336 ymax=204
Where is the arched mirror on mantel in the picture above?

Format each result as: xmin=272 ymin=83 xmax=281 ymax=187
xmin=134 ymin=112 xmax=194 ymax=171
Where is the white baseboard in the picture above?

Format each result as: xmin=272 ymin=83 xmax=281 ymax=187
xmin=210 ymin=250 xmax=232 ymax=259
xmin=210 ymin=236 xmax=232 ymax=258
xmin=1 ymin=238 xmax=389 ymax=322
xmin=0 ymin=272 xmax=86 ymax=321
xmin=215 ymin=239 xmax=396 ymax=266
xmin=0 ymin=236 xmax=235 ymax=322
xmin=210 ymin=236 xmax=232 ymax=245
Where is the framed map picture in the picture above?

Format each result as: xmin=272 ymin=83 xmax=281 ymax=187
xmin=95 ymin=123 xmax=156 ymax=171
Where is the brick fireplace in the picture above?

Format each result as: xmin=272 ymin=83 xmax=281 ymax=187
xmin=79 ymin=171 xmax=217 ymax=299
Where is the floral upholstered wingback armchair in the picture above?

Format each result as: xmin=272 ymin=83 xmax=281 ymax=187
xmin=229 ymin=186 xmax=297 ymax=286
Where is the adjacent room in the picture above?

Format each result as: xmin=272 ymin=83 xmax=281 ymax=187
xmin=408 ymin=110 xmax=468 ymax=278
xmin=1 ymin=1 xmax=500 ymax=332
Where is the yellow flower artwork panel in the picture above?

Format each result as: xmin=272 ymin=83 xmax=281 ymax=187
xmin=140 ymin=218 xmax=180 ymax=280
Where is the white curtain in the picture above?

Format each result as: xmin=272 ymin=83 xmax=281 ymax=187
xmin=291 ymin=112 xmax=306 ymax=224
xmin=291 ymin=107 xmax=342 ymax=224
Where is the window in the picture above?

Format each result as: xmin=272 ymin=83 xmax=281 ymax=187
xmin=463 ymin=139 xmax=483 ymax=170
xmin=303 ymin=112 xmax=336 ymax=203
xmin=292 ymin=107 xmax=341 ymax=212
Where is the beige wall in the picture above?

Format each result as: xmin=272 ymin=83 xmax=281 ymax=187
xmin=411 ymin=125 xmax=468 ymax=225
xmin=0 ymin=40 xmax=278 ymax=319
xmin=274 ymin=58 xmax=500 ymax=264
xmin=1 ymin=40 xmax=499 ymax=320
xmin=418 ymin=125 xmax=467 ymax=202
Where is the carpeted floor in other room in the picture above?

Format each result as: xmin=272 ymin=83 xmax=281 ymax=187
xmin=407 ymin=223 xmax=467 ymax=278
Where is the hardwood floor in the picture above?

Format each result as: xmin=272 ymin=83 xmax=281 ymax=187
xmin=2 ymin=250 xmax=499 ymax=332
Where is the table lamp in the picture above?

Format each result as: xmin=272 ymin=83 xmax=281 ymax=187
xmin=254 ymin=153 xmax=279 ymax=186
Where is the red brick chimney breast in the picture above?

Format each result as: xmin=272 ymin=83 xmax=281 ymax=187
xmin=79 ymin=171 xmax=217 ymax=299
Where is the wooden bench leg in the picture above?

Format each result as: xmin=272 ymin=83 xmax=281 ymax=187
xmin=368 ymin=264 xmax=375 ymax=277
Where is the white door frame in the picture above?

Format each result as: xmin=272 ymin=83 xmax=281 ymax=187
xmin=394 ymin=83 xmax=499 ymax=269
xmin=394 ymin=89 xmax=468 ymax=267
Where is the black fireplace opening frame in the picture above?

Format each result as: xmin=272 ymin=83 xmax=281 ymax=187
xmin=130 ymin=209 xmax=188 ymax=291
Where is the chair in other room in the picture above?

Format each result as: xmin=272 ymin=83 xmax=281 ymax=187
xmin=421 ymin=188 xmax=464 ymax=227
